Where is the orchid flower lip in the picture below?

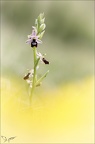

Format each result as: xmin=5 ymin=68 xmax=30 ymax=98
xmin=24 ymin=72 xmax=31 ymax=80
xmin=31 ymin=39 xmax=38 ymax=47
xmin=23 ymin=69 xmax=34 ymax=80
xmin=42 ymin=58 xmax=49 ymax=64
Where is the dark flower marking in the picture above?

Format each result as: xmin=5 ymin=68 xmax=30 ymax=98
xmin=42 ymin=58 xmax=49 ymax=64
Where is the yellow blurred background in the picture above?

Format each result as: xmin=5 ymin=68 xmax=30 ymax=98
xmin=1 ymin=1 xmax=94 ymax=143
xmin=1 ymin=76 xmax=94 ymax=143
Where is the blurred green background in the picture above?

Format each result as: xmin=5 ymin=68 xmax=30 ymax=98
xmin=1 ymin=1 xmax=94 ymax=88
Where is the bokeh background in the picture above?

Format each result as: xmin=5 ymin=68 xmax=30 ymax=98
xmin=1 ymin=1 xmax=94 ymax=143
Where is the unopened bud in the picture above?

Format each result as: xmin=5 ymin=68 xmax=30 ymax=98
xmin=40 ymin=18 xmax=45 ymax=24
xmin=38 ymin=30 xmax=45 ymax=39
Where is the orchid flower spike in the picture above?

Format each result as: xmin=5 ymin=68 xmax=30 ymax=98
xmin=24 ymin=13 xmax=49 ymax=105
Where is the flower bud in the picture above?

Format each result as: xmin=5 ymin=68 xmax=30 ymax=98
xmin=39 ymin=13 xmax=44 ymax=19
xmin=38 ymin=30 xmax=45 ymax=39
xmin=40 ymin=18 xmax=45 ymax=24
xmin=39 ymin=24 xmax=46 ymax=33
xmin=38 ymin=13 xmax=44 ymax=24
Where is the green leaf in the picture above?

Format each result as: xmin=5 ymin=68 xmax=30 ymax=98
xmin=36 ymin=70 xmax=49 ymax=86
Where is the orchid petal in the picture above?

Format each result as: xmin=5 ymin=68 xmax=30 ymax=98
xmin=32 ymin=30 xmax=36 ymax=37
xmin=26 ymin=39 xmax=32 ymax=44
xmin=32 ymin=26 xmax=37 ymax=33
xmin=28 ymin=35 xmax=32 ymax=39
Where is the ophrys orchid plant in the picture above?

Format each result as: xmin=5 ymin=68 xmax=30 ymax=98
xmin=24 ymin=13 xmax=49 ymax=105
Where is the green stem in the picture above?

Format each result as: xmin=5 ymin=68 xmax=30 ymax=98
xmin=30 ymin=47 xmax=37 ymax=105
